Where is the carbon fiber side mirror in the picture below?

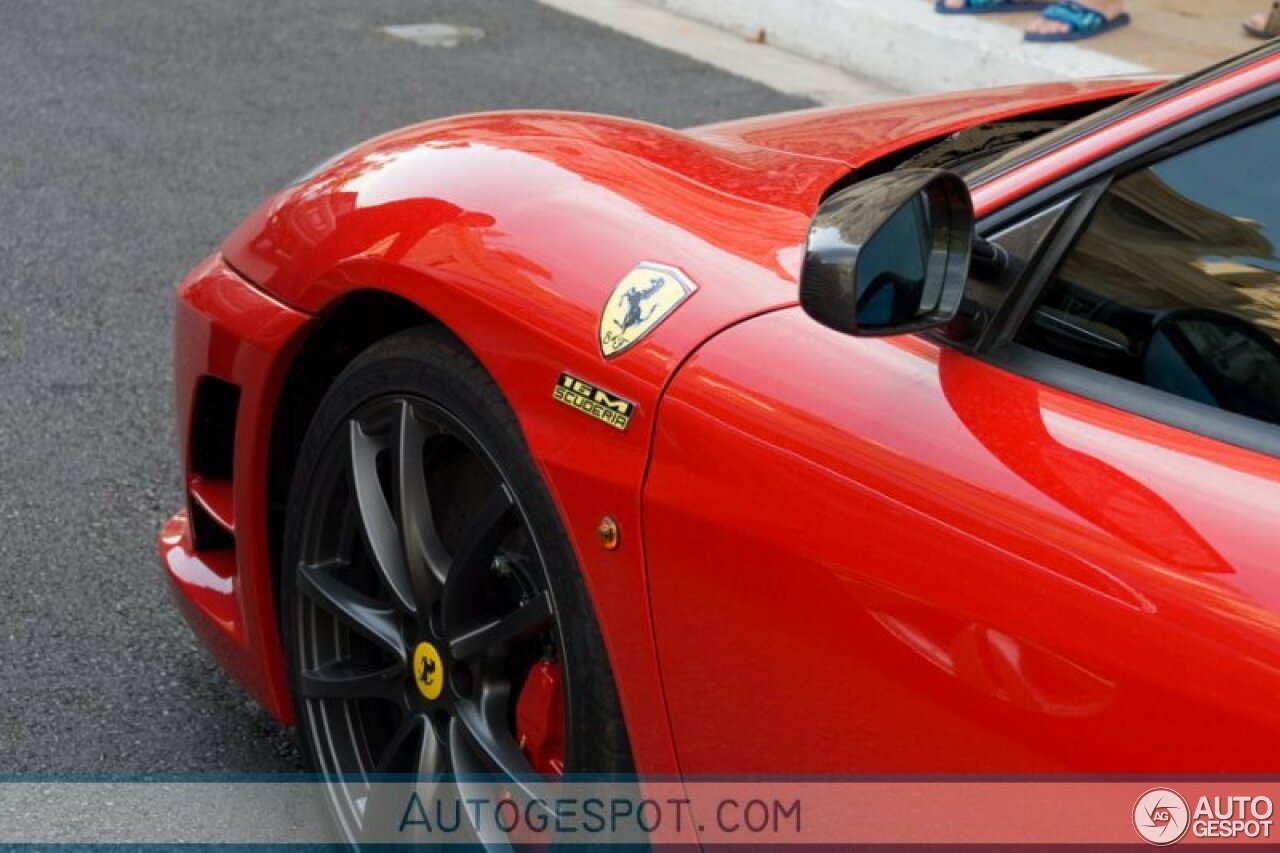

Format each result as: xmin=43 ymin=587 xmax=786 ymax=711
xmin=800 ymin=169 xmax=974 ymax=337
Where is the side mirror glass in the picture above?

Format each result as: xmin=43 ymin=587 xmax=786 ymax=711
xmin=800 ymin=169 xmax=974 ymax=336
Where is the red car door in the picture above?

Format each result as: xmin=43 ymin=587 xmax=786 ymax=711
xmin=643 ymin=86 xmax=1280 ymax=774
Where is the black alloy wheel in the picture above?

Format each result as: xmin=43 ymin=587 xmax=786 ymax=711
xmin=280 ymin=326 xmax=632 ymax=846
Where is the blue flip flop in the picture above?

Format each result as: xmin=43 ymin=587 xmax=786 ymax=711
xmin=936 ymin=0 xmax=1050 ymax=13
xmin=1024 ymin=1 xmax=1131 ymax=41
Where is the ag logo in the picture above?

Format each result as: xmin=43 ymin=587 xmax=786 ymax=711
xmin=1134 ymin=788 xmax=1190 ymax=846
xmin=412 ymin=641 xmax=444 ymax=701
xmin=599 ymin=262 xmax=697 ymax=358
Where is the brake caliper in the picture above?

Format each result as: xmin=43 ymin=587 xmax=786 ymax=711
xmin=515 ymin=658 xmax=565 ymax=776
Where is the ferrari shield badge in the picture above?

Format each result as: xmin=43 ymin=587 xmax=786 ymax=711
xmin=599 ymin=262 xmax=697 ymax=358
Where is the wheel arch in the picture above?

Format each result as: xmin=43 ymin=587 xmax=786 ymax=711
xmin=266 ymin=289 xmax=437 ymax=621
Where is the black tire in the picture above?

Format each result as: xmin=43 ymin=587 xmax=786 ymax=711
xmin=279 ymin=324 xmax=633 ymax=844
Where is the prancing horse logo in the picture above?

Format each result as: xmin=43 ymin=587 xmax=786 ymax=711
xmin=615 ymin=277 xmax=667 ymax=334
xmin=599 ymin=262 xmax=697 ymax=358
xmin=412 ymin=641 xmax=444 ymax=701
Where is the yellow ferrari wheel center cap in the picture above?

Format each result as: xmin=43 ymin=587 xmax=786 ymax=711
xmin=412 ymin=641 xmax=445 ymax=701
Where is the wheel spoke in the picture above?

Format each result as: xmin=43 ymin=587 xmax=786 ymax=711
xmin=361 ymin=713 xmax=449 ymax=845
xmin=297 ymin=562 xmax=405 ymax=659
xmin=394 ymin=402 xmax=450 ymax=608
xmin=356 ymin=712 xmax=432 ymax=842
xmin=450 ymin=591 xmax=552 ymax=662
xmin=358 ymin=782 xmax=404 ymax=843
xmin=299 ymin=659 xmax=405 ymax=700
xmin=349 ymin=420 xmax=416 ymax=614
xmin=441 ymin=487 xmax=515 ymax=638
xmin=453 ymin=691 xmax=551 ymax=816
xmin=454 ymin=691 xmax=533 ymax=781
xmin=417 ymin=723 xmax=446 ymax=780
xmin=373 ymin=711 xmax=427 ymax=773
xmin=449 ymin=719 xmax=518 ymax=851
xmin=410 ymin=724 xmax=448 ymax=840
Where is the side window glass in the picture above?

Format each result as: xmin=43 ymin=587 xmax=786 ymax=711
xmin=1018 ymin=113 xmax=1280 ymax=426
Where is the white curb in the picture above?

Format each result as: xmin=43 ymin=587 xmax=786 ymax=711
xmin=537 ymin=0 xmax=901 ymax=103
xmin=636 ymin=0 xmax=1149 ymax=91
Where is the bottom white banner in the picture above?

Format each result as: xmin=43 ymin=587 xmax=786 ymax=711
xmin=1 ymin=777 xmax=1276 ymax=845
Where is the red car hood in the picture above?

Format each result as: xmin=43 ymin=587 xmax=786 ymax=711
xmin=687 ymin=77 xmax=1161 ymax=169
xmin=221 ymin=78 xmax=1160 ymax=311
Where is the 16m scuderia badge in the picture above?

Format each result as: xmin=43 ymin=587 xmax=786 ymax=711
xmin=599 ymin=262 xmax=697 ymax=358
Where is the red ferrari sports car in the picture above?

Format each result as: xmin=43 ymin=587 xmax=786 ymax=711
xmin=161 ymin=39 xmax=1280 ymax=838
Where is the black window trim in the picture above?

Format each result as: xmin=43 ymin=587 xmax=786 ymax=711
xmin=968 ymin=81 xmax=1280 ymax=459
xmin=977 ymin=80 xmax=1280 ymax=236
xmin=968 ymin=40 xmax=1280 ymax=187
xmin=978 ymin=181 xmax=1109 ymax=353
xmin=986 ymin=343 xmax=1280 ymax=459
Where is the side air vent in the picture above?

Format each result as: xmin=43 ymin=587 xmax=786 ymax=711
xmin=189 ymin=493 xmax=235 ymax=553
xmin=190 ymin=376 xmax=240 ymax=481
xmin=188 ymin=376 xmax=240 ymax=555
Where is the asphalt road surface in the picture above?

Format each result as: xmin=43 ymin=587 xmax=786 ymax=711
xmin=0 ymin=0 xmax=809 ymax=772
